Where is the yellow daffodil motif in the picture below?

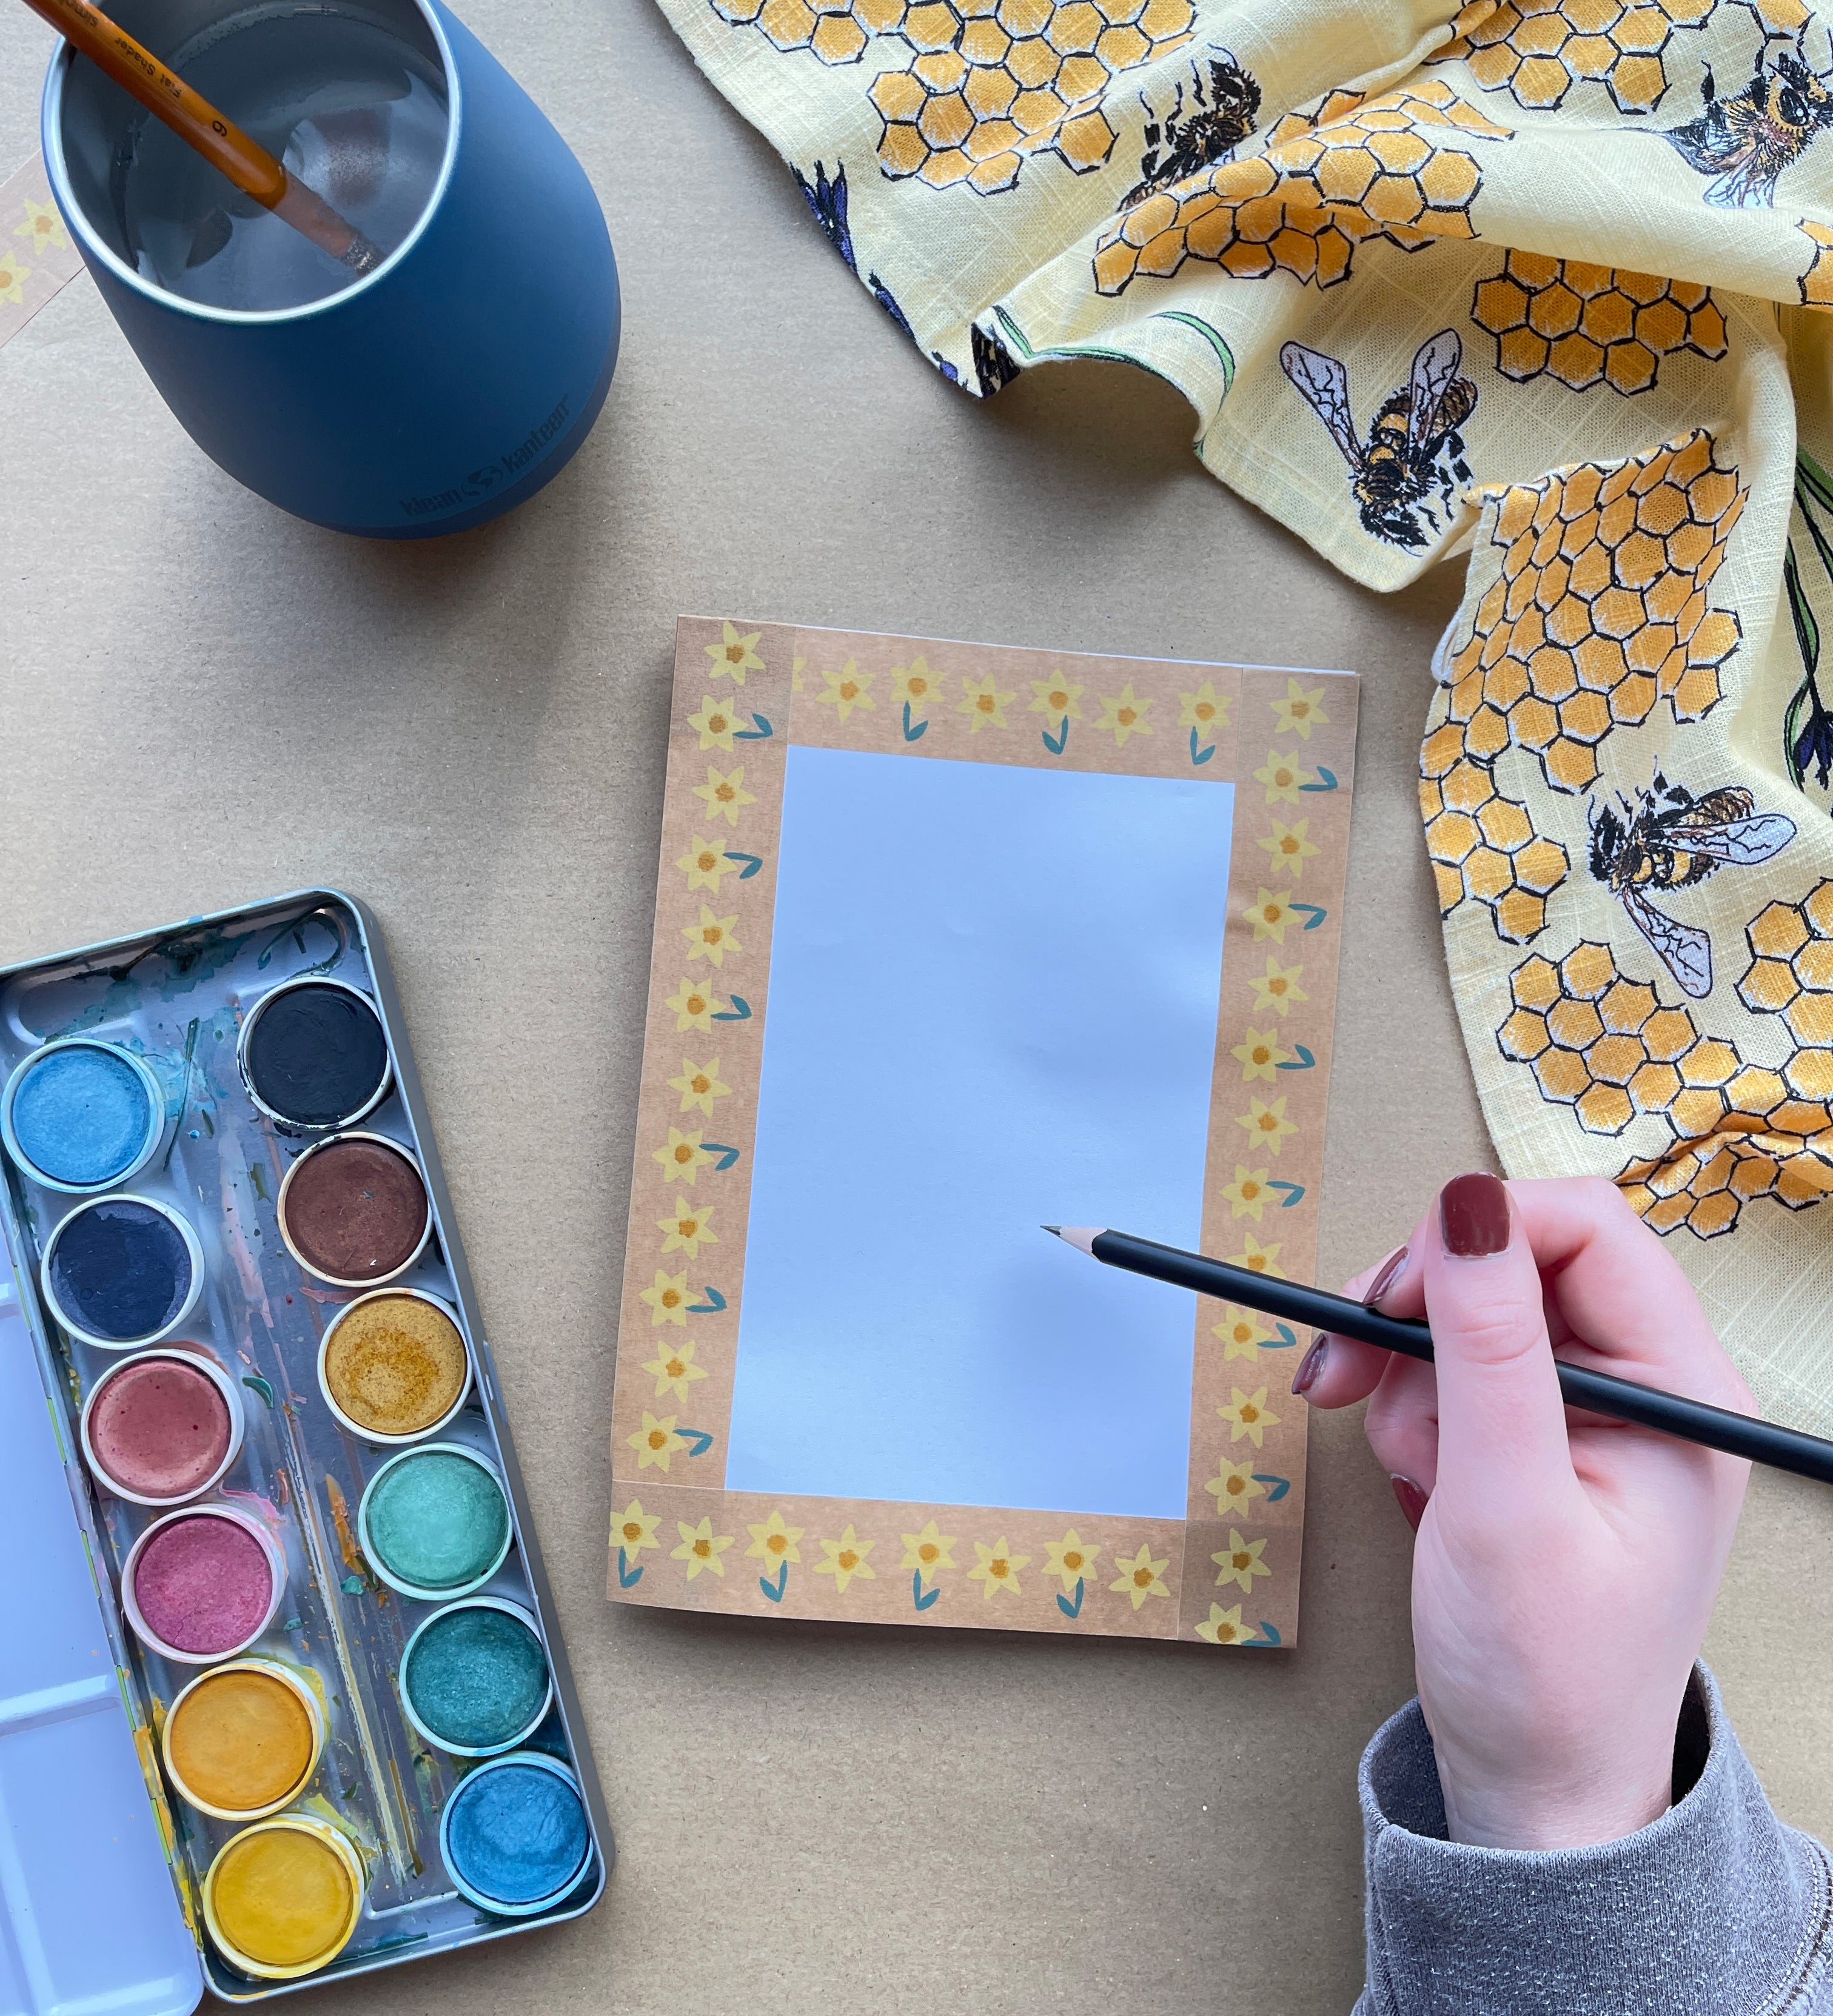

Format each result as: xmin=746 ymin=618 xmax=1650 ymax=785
xmin=1213 ymin=1529 xmax=1271 ymax=1593
xmin=1205 ymin=1459 xmax=1268 ymax=1512
xmin=1244 ymin=887 xmax=1298 ymax=943
xmin=1231 ymin=1030 xmax=1290 ymax=1083
xmin=1228 ymin=1234 xmax=1282 ymax=1279
xmin=1042 ymin=1529 xmax=1101 ymax=1594
xmin=16 ymin=198 xmax=66 ymax=252
xmin=1250 ymin=958 xmax=1309 ymax=1019
xmin=968 ymin=1537 xmax=1029 ymax=1598
xmin=643 ymin=1339 xmax=708 ymax=1402
xmin=639 ymin=1268 xmax=692 ymax=1329
xmin=1028 ymin=674 xmax=1084 ymax=720
xmin=669 ymin=1057 xmax=730 ymax=1115
xmin=1255 ymin=749 xmax=1313 ymax=805
xmin=683 ymin=906 xmax=740 ymax=966
xmin=900 ymin=1521 xmax=957 ymax=1581
xmin=657 ymin=1201 xmax=716 ymax=1257
xmin=677 ymin=834 xmax=738 ymax=893
xmin=1219 ymin=1166 xmax=1273 ymax=1221
xmin=1109 ymin=1543 xmax=1170 ymax=1610
xmin=957 ymin=674 xmax=1014 ymax=732
xmin=745 ymin=1510 xmax=805 ymax=1567
xmin=814 ymin=1524 xmax=876 ymax=1593
xmin=1270 ymin=678 xmax=1329 ymax=741
xmin=1195 ymin=1602 xmax=1258 ymax=1646
xmin=653 ymin=1128 xmax=715 ymax=1185
xmin=666 ymin=977 xmax=719 ymax=1033
xmin=1178 ymin=682 xmax=1231 ymax=734
xmin=0 ymin=253 xmax=28 ymax=308
xmin=1219 ymin=1387 xmax=1279 ymax=1449
xmin=694 ymin=764 xmax=756 ymax=826
xmin=1258 ymin=819 xmax=1321 ymax=882
xmin=817 ymin=658 xmax=875 ymax=722
xmin=1095 ymin=682 xmax=1153 ymax=746
xmin=1237 ymin=1096 xmax=1298 ymax=1156
xmin=628 ymin=1413 xmax=685 ymax=1472
xmin=611 ymin=1499 xmax=662 ymax=1555
xmin=792 ymin=655 xmax=806 ymax=693
xmin=706 ymin=621 xmax=763 ymax=683
xmin=892 ymin=655 xmax=945 ymax=714
xmin=672 ymin=1517 xmax=732 ymax=1580
xmin=688 ymin=696 xmax=740 ymax=752
xmin=1213 ymin=1308 xmax=1276 ymax=1362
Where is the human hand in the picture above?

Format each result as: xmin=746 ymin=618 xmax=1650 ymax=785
xmin=1293 ymin=1173 xmax=1752 ymax=1850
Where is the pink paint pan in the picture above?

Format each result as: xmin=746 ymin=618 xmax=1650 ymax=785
xmin=79 ymin=1348 xmax=245 ymax=1507
xmin=121 ymin=1505 xmax=286 ymax=1665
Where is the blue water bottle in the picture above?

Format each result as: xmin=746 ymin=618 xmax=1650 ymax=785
xmin=42 ymin=0 xmax=619 ymax=537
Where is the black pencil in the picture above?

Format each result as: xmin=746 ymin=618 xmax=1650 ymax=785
xmin=1044 ymin=1224 xmax=1833 ymax=1490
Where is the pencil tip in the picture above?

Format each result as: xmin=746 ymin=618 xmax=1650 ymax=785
xmin=1041 ymin=1225 xmax=1062 ymax=1236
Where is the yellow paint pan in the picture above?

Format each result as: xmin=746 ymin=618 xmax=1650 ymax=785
xmin=202 ymin=1813 xmax=364 ymax=1980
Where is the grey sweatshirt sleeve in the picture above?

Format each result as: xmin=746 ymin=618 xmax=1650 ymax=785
xmin=1355 ymin=1665 xmax=1833 ymax=2016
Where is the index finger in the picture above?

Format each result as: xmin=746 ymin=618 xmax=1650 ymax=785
xmin=1371 ymin=1176 xmax=1749 ymax=1412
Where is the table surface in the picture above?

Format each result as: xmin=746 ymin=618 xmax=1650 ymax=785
xmin=4 ymin=5 xmax=1832 ymax=2009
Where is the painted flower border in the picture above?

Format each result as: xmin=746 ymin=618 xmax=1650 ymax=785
xmin=607 ymin=618 xmax=1358 ymax=1644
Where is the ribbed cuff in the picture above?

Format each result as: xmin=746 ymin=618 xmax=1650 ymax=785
xmin=1356 ymin=1666 xmax=1833 ymax=2015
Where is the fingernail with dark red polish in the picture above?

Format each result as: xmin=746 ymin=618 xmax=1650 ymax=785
xmin=1441 ymin=1171 xmax=1510 ymax=1257
xmin=1391 ymin=1476 xmax=1429 ymax=1531
xmin=1292 ymin=1334 xmax=1328 ymax=1396
xmin=1364 ymin=1244 xmax=1409 ymax=1308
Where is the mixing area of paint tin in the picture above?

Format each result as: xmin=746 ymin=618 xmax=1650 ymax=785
xmin=0 ymin=894 xmax=605 ymax=1999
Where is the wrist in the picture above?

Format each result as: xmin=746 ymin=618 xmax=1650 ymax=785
xmin=1435 ymin=1746 xmax=1674 ymax=1850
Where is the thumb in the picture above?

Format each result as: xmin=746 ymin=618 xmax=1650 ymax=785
xmin=1423 ymin=1172 xmax=1576 ymax=1517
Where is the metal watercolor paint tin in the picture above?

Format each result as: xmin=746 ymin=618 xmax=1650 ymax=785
xmin=79 ymin=1345 xmax=247 ymax=1507
xmin=120 ymin=1504 xmax=288 ymax=1666
xmin=0 ymin=889 xmax=610 ymax=2003
xmin=237 ymin=974 xmax=394 ymax=1132
xmin=40 ymin=1193 xmax=206 ymax=1350
xmin=161 ymin=1657 xmax=327 ymax=1821
xmin=1 ymin=1036 xmax=169 ymax=1193
xmin=41 ymin=0 xmax=620 ymax=538
xmin=276 ymin=1130 xmax=434 ymax=1287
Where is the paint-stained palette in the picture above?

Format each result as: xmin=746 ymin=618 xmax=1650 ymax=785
xmin=0 ymin=891 xmax=609 ymax=2006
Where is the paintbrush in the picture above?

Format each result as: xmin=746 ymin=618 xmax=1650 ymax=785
xmin=1044 ymin=1224 xmax=1833 ymax=1489
xmin=24 ymin=0 xmax=384 ymax=275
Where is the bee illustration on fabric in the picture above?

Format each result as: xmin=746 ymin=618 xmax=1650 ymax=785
xmin=1663 ymin=32 xmax=1833 ymax=207
xmin=1279 ymin=329 xmax=1476 ymax=550
xmin=1587 ymin=774 xmax=1797 ymax=998
xmin=1123 ymin=49 xmax=1262 ymax=207
xmin=792 ymin=159 xmax=918 ymax=341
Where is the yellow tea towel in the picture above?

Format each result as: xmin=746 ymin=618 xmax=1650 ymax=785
xmin=658 ymin=0 xmax=1833 ymax=1435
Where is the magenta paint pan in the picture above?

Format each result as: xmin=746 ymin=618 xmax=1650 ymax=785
xmin=121 ymin=1505 xmax=285 ymax=1665
xmin=80 ymin=1347 xmax=245 ymax=1507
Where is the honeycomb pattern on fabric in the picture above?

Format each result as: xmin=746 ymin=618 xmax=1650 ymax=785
xmin=711 ymin=0 xmax=1196 ymax=192
xmin=1499 ymin=906 xmax=1833 ymax=1239
xmin=1470 ymin=251 xmax=1728 ymax=393
xmin=1421 ymin=430 xmax=1747 ymax=943
xmin=1435 ymin=0 xmax=1726 ymax=115
xmin=1091 ymin=82 xmax=1510 ymax=296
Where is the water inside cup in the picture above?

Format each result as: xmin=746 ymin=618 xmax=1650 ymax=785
xmin=114 ymin=4 xmax=449 ymax=310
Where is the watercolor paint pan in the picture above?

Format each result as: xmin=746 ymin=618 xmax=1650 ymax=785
xmin=0 ymin=889 xmax=610 ymax=2008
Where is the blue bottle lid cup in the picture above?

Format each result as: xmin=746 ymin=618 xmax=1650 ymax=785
xmin=438 ymin=1751 xmax=591 ymax=1917
xmin=1 ymin=1038 xmax=169 ymax=1193
xmin=41 ymin=1193 xmax=206 ymax=1350
xmin=398 ymin=1596 xmax=552 ymax=1757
